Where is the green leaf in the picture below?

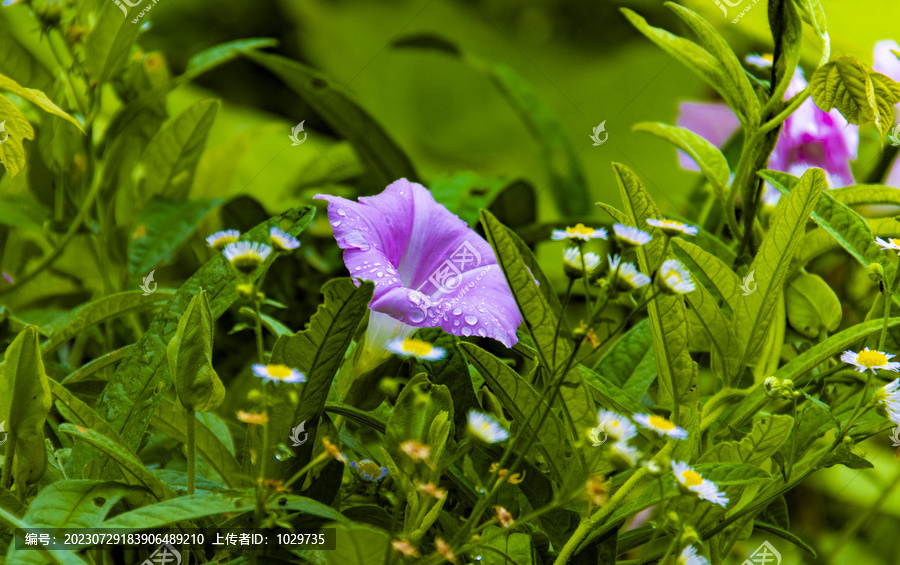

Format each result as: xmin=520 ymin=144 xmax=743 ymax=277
xmin=0 ymin=22 xmax=54 ymax=91
xmin=393 ymin=34 xmax=589 ymax=217
xmin=243 ymin=51 xmax=417 ymax=189
xmin=269 ymin=278 xmax=373 ymax=479
xmin=102 ymin=493 xmax=347 ymax=529
xmin=753 ymin=521 xmax=817 ymax=557
xmin=385 ymin=373 xmax=454 ymax=463
xmin=761 ymin=170 xmax=883 ymax=270
xmin=60 ymin=346 xmax=134 ymax=386
xmin=817 ymin=443 xmax=873 ymax=470
xmin=459 ymin=342 xmax=567 ymax=461
xmin=733 ymin=168 xmax=825 ymax=369
xmin=701 ymin=415 xmax=794 ymax=467
xmin=128 ymin=197 xmax=223 ymax=278
xmin=0 ymin=327 xmax=51 ymax=485
xmin=150 ymin=397 xmax=243 ymax=488
xmin=621 ymin=7 xmax=756 ymax=127
xmin=168 ymin=289 xmax=224 ymax=413
xmin=22 ymin=480 xmax=134 ymax=528
xmin=65 ymin=206 xmax=315 ymax=482
xmin=0 ymin=94 xmax=34 ymax=178
xmin=480 ymin=526 xmax=534 ymax=565
xmin=809 ymin=55 xmax=900 ymax=137
xmin=695 ymin=463 xmax=771 ymax=485
xmin=417 ymin=328 xmax=480 ymax=438
xmin=593 ymin=319 xmax=652 ymax=386
xmin=136 ymin=99 xmax=220 ymax=202
xmin=829 ymin=185 xmax=900 ymax=207
xmin=671 ymin=239 xmax=742 ymax=313
xmin=184 ymin=38 xmax=279 ymax=78
xmin=613 ymin=163 xmax=698 ymax=416
xmin=49 ymin=380 xmax=126 ymax=448
xmin=795 ymin=0 xmax=828 ymax=64
xmin=785 ymin=272 xmax=842 ymax=338
xmin=40 ymin=290 xmax=175 ymax=355
xmin=84 ymin=0 xmax=142 ymax=83
xmin=632 ymin=122 xmax=730 ymax=188
xmin=429 ymin=172 xmax=511 ymax=226
xmin=0 ymin=73 xmax=82 ymax=131
xmin=682 ymin=266 xmax=741 ymax=385
xmin=59 ymin=424 xmax=171 ymax=501
xmin=322 ymin=523 xmax=390 ymax=565
xmin=0 ymin=506 xmax=88 ymax=565
xmin=579 ymin=365 xmax=650 ymax=417
xmin=766 ymin=0 xmax=803 ymax=110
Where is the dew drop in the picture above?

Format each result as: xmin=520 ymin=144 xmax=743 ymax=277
xmin=465 ymin=315 xmax=477 ymax=325
xmin=461 ymin=327 xmax=472 ymax=336
xmin=331 ymin=220 xmax=342 ymax=227
xmin=377 ymin=272 xmax=384 ymax=278
xmin=478 ymin=328 xmax=486 ymax=337
xmin=453 ymin=308 xmax=463 ymax=316
xmin=337 ymin=208 xmax=347 ymax=216
xmin=409 ymin=309 xmax=426 ymax=323
xmin=453 ymin=320 xmax=460 ymax=326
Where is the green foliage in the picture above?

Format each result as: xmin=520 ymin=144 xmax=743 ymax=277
xmin=809 ymin=55 xmax=900 ymax=137
xmin=168 ymin=289 xmax=224 ymax=413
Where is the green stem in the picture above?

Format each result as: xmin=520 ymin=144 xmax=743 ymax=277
xmin=553 ymin=466 xmax=652 ymax=565
xmin=186 ymin=409 xmax=196 ymax=496
xmin=253 ymin=293 xmax=265 ymax=364
xmin=578 ymin=244 xmax=594 ymax=312
xmin=0 ymin=435 xmax=14 ymax=491
xmin=758 ymin=88 xmax=811 ymax=137
xmin=879 ymin=266 xmax=900 ymax=350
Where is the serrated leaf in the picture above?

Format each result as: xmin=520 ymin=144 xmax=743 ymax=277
xmin=733 ymin=168 xmax=825 ymax=369
xmin=0 ymin=94 xmax=34 ymax=178
xmin=0 ymin=73 xmax=82 ymax=131
xmin=633 ymin=122 xmax=730 ymax=188
xmin=613 ymin=163 xmax=698 ymax=417
xmin=762 ymin=170 xmax=883 ymax=270
xmin=671 ymin=239 xmax=742 ymax=312
xmin=809 ymin=55 xmax=900 ymax=137
xmin=58 ymin=424 xmax=170 ymax=501
xmin=701 ymin=415 xmax=794 ymax=467
xmin=128 ymin=197 xmax=223 ymax=278
xmin=268 ymin=278 xmax=373 ymax=479
xmin=137 ymin=99 xmax=220 ymax=202
xmin=243 ymin=51 xmax=417 ymax=189
xmin=621 ymin=7 xmax=754 ymax=126
xmin=150 ymin=397 xmax=243 ymax=488
xmin=40 ymin=290 xmax=175 ymax=355
xmin=65 ymin=206 xmax=315 ymax=482
xmin=393 ymin=34 xmax=589 ymax=217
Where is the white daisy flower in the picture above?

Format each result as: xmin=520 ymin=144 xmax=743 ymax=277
xmin=613 ymin=223 xmax=652 ymax=247
xmin=875 ymin=237 xmax=900 ymax=254
xmin=386 ymin=337 xmax=446 ymax=361
xmin=646 ymin=218 xmax=698 ymax=236
xmin=678 ymin=544 xmax=710 ymax=565
xmin=595 ymin=410 xmax=637 ymax=442
xmin=467 ymin=410 xmax=509 ymax=443
xmin=251 ymin=363 xmax=306 ymax=384
xmin=609 ymin=440 xmax=640 ymax=468
xmin=223 ymin=241 xmax=272 ymax=274
xmin=841 ymin=347 xmax=900 ymax=374
xmin=551 ymin=223 xmax=608 ymax=242
xmin=270 ymin=227 xmax=301 ymax=251
xmin=633 ymin=413 xmax=688 ymax=439
xmin=658 ymin=259 xmax=696 ymax=294
xmin=563 ymin=247 xmax=601 ymax=278
xmin=875 ymin=379 xmax=900 ymax=423
xmin=671 ymin=461 xmax=729 ymax=507
xmin=607 ymin=254 xmax=650 ymax=290
xmin=206 ymin=229 xmax=240 ymax=250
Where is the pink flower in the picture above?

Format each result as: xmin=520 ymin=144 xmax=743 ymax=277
xmin=874 ymin=40 xmax=900 ymax=188
xmin=677 ymin=56 xmax=859 ymax=204
xmin=315 ymin=179 xmax=521 ymax=361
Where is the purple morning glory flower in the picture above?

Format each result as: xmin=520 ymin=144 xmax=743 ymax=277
xmin=874 ymin=40 xmax=900 ymax=188
xmin=314 ymin=179 xmax=521 ymax=356
xmin=676 ymin=56 xmax=860 ymax=205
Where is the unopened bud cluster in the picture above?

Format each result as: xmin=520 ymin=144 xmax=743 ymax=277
xmin=764 ymin=377 xmax=801 ymax=400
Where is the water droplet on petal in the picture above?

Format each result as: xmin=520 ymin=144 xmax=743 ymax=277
xmin=461 ymin=327 xmax=472 ymax=336
xmin=409 ymin=309 xmax=426 ymax=323
xmin=337 ymin=208 xmax=347 ymax=216
xmin=331 ymin=220 xmax=342 ymax=227
xmin=465 ymin=315 xmax=477 ymax=325
xmin=377 ymin=272 xmax=384 ymax=278
xmin=453 ymin=308 xmax=462 ymax=316
xmin=453 ymin=320 xmax=460 ymax=326
xmin=478 ymin=328 xmax=486 ymax=337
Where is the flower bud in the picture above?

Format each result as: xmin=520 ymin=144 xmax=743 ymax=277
xmin=680 ymin=526 xmax=700 ymax=546
xmin=237 ymin=284 xmax=255 ymax=299
xmin=868 ymin=262 xmax=885 ymax=285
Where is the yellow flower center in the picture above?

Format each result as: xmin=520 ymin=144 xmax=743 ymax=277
xmin=857 ymin=349 xmax=889 ymax=368
xmin=664 ymin=270 xmax=682 ymax=284
xmin=267 ymin=365 xmax=294 ymax=379
xmin=402 ymin=338 xmax=433 ymax=357
xmin=566 ymin=223 xmax=594 ymax=237
xmin=681 ymin=469 xmax=703 ymax=488
xmin=648 ymin=415 xmax=676 ymax=430
xmin=892 ymin=238 xmax=900 ymax=246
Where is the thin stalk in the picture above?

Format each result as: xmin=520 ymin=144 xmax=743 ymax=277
xmin=0 ymin=436 xmax=14 ymax=491
xmin=578 ymin=243 xmax=594 ymax=312
xmin=253 ymin=292 xmax=265 ymax=364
